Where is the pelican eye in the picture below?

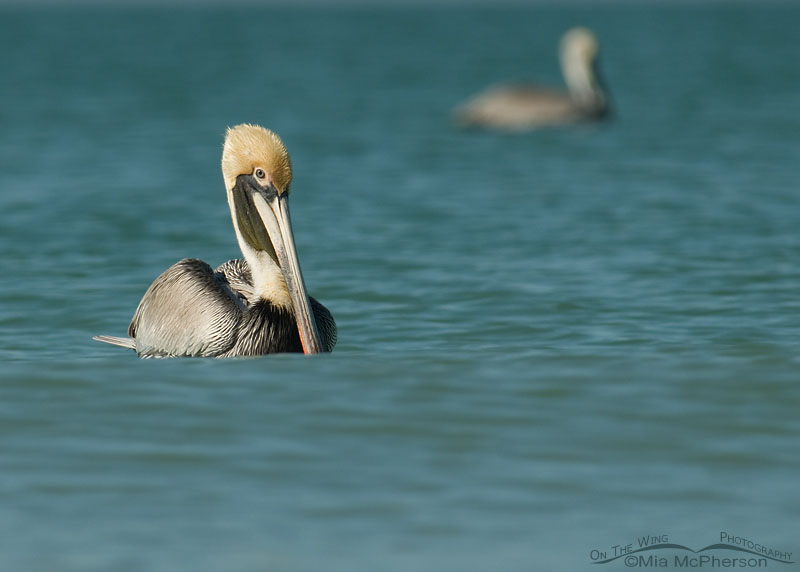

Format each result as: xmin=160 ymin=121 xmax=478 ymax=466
xmin=255 ymin=168 xmax=266 ymax=180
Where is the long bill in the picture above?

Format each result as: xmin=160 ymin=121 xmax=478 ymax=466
xmin=253 ymin=192 xmax=324 ymax=355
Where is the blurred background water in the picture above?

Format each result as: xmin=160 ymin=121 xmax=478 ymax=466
xmin=1 ymin=2 xmax=799 ymax=571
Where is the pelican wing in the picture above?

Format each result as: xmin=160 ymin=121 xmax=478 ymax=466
xmin=310 ymin=296 xmax=337 ymax=353
xmin=129 ymin=258 xmax=246 ymax=357
xmin=214 ymin=258 xmax=255 ymax=303
xmin=456 ymin=84 xmax=581 ymax=128
xmin=93 ymin=335 xmax=136 ymax=350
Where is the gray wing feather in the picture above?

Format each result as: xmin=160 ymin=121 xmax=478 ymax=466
xmin=455 ymin=84 xmax=580 ymax=128
xmin=215 ymin=259 xmax=255 ymax=304
xmin=93 ymin=335 xmax=136 ymax=350
xmin=129 ymin=258 xmax=245 ymax=357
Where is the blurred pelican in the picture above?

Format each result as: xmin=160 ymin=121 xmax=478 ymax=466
xmin=94 ymin=124 xmax=336 ymax=357
xmin=454 ymin=27 xmax=610 ymax=130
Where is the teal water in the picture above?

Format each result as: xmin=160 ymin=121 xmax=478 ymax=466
xmin=1 ymin=3 xmax=799 ymax=571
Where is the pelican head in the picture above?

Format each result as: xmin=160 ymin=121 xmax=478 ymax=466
xmin=560 ymin=27 xmax=598 ymax=66
xmin=222 ymin=124 xmax=323 ymax=354
xmin=559 ymin=27 xmax=608 ymax=115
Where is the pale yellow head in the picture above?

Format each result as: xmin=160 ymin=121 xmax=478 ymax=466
xmin=560 ymin=27 xmax=599 ymax=65
xmin=221 ymin=124 xmax=293 ymax=194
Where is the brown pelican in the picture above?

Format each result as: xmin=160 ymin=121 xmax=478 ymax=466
xmin=94 ymin=124 xmax=336 ymax=357
xmin=454 ymin=27 xmax=610 ymax=130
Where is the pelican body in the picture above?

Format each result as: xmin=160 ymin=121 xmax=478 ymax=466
xmin=94 ymin=124 xmax=336 ymax=358
xmin=454 ymin=28 xmax=610 ymax=130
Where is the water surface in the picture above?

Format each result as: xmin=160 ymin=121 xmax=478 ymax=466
xmin=0 ymin=3 xmax=798 ymax=570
